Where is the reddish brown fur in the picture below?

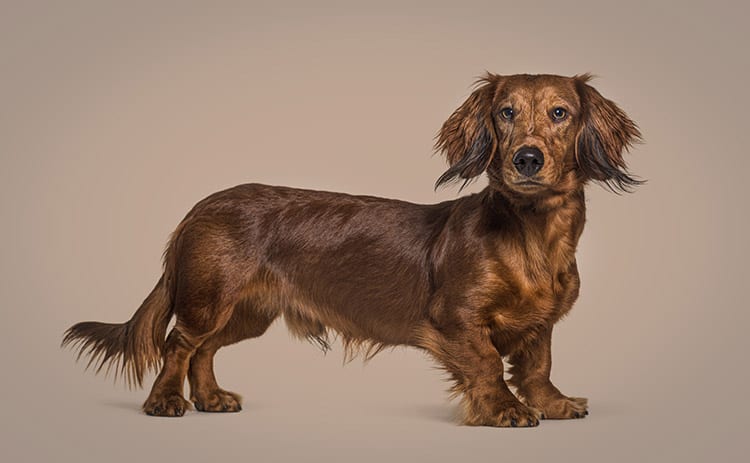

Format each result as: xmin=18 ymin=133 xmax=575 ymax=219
xmin=62 ymin=73 xmax=641 ymax=427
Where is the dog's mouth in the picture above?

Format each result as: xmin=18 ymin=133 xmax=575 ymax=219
xmin=495 ymin=168 xmax=550 ymax=194
xmin=511 ymin=179 xmax=547 ymax=190
xmin=514 ymin=180 xmax=544 ymax=186
xmin=503 ymin=178 xmax=550 ymax=195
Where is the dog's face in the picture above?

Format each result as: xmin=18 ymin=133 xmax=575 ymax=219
xmin=436 ymin=74 xmax=641 ymax=198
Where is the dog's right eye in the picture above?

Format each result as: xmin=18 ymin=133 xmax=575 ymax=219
xmin=500 ymin=108 xmax=515 ymax=120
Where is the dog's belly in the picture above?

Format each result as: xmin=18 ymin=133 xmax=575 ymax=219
xmin=239 ymin=255 xmax=432 ymax=348
xmin=289 ymin=297 xmax=415 ymax=346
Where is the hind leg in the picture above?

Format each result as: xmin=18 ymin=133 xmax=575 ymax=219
xmin=143 ymin=298 xmax=235 ymax=417
xmin=141 ymin=327 xmax=199 ymax=416
xmin=189 ymin=300 xmax=277 ymax=413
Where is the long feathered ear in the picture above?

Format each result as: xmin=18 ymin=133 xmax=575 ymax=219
xmin=575 ymin=75 xmax=643 ymax=193
xmin=434 ymin=75 xmax=501 ymax=189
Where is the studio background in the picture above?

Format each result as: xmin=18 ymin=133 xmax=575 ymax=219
xmin=1 ymin=1 xmax=747 ymax=461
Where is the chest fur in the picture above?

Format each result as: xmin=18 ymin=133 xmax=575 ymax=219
xmin=487 ymin=198 xmax=584 ymax=334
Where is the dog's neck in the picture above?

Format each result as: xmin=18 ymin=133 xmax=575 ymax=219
xmin=483 ymin=186 xmax=586 ymax=258
xmin=485 ymin=186 xmax=585 ymax=219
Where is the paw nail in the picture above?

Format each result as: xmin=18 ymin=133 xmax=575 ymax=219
xmin=584 ymin=410 xmax=589 ymax=416
xmin=237 ymin=404 xmax=242 ymax=411
xmin=510 ymin=419 xmax=518 ymax=427
xmin=573 ymin=412 xmax=580 ymax=418
xmin=153 ymin=406 xmax=162 ymax=415
xmin=540 ymin=413 xmax=546 ymax=419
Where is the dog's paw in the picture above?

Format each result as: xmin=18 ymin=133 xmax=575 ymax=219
xmin=464 ymin=402 xmax=541 ymax=427
xmin=494 ymin=402 xmax=542 ymax=427
xmin=143 ymin=394 xmax=192 ymax=417
xmin=192 ymin=389 xmax=242 ymax=413
xmin=537 ymin=396 xmax=588 ymax=420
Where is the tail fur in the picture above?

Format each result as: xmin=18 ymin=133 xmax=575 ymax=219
xmin=62 ymin=275 xmax=173 ymax=388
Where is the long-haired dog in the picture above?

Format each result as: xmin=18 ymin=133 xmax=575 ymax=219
xmin=63 ymin=73 xmax=641 ymax=427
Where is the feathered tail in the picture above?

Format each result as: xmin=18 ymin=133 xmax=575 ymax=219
xmin=61 ymin=275 xmax=173 ymax=388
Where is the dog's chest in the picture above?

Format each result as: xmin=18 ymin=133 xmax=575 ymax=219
xmin=488 ymin=207 xmax=582 ymax=333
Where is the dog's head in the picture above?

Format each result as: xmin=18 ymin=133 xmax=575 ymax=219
xmin=435 ymin=73 xmax=642 ymax=200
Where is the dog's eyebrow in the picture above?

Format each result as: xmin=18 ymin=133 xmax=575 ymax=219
xmin=537 ymin=86 xmax=576 ymax=101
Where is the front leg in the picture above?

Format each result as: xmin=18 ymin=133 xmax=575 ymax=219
xmin=416 ymin=320 xmax=541 ymax=427
xmin=508 ymin=325 xmax=588 ymax=419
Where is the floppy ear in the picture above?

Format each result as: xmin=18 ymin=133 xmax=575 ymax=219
xmin=435 ymin=75 xmax=500 ymax=189
xmin=575 ymin=75 xmax=643 ymax=192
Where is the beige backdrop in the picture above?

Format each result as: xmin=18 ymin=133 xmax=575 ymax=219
xmin=2 ymin=1 xmax=748 ymax=461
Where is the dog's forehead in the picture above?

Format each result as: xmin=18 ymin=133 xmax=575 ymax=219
xmin=497 ymin=75 xmax=579 ymax=105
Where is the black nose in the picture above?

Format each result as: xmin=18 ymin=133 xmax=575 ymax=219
xmin=512 ymin=147 xmax=544 ymax=177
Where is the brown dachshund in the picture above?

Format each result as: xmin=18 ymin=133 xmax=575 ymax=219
xmin=63 ymin=73 xmax=641 ymax=427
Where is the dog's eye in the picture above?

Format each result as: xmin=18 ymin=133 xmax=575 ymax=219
xmin=500 ymin=108 xmax=515 ymax=120
xmin=551 ymin=107 xmax=568 ymax=121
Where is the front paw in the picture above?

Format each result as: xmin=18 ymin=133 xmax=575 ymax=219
xmin=535 ymin=396 xmax=588 ymax=420
xmin=191 ymin=389 xmax=243 ymax=413
xmin=464 ymin=401 xmax=542 ymax=427
xmin=496 ymin=402 xmax=542 ymax=427
xmin=143 ymin=393 xmax=192 ymax=417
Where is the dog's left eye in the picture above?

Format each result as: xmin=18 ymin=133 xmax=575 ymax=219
xmin=551 ymin=107 xmax=568 ymax=121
